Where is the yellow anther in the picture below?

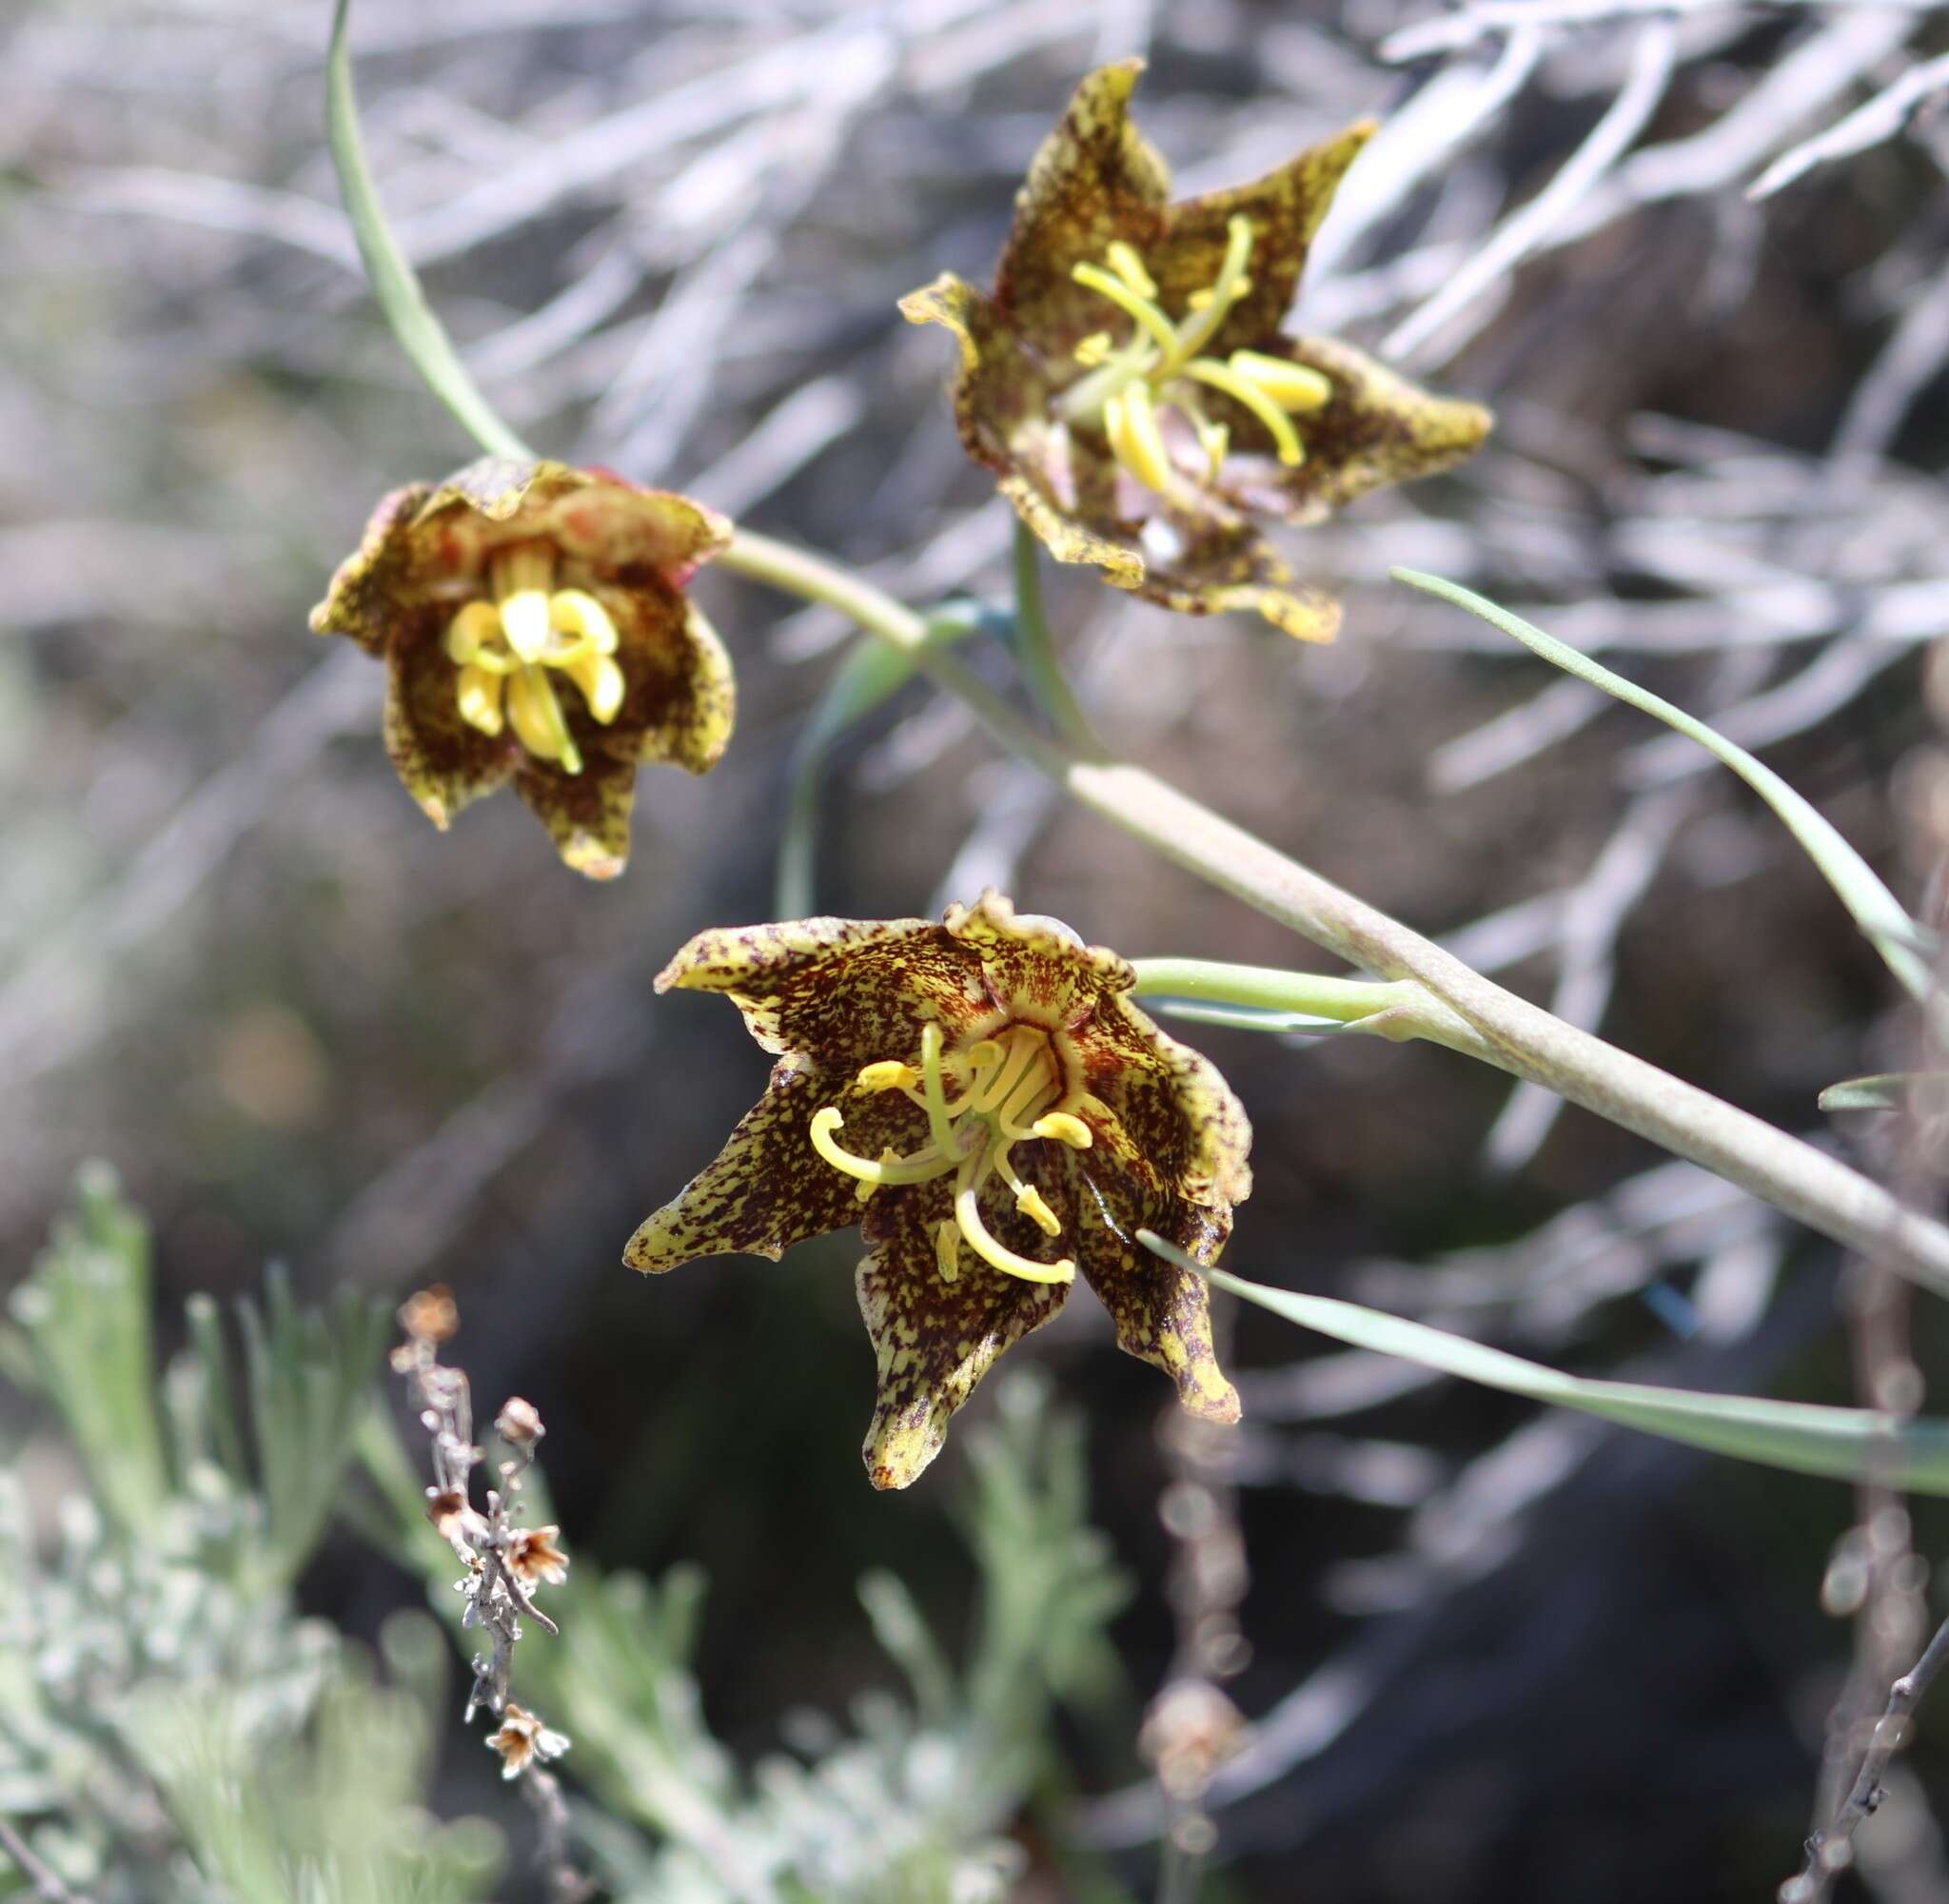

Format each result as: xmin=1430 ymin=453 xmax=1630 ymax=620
xmin=563 ymin=650 xmax=626 ymax=725
xmin=935 ymin=1220 xmax=961 ymax=1283
xmin=963 ymin=1039 xmax=1004 ymax=1071
xmin=1073 ymin=331 xmax=1115 ymax=367
xmin=1014 ymin=1183 xmax=1062 ymax=1236
xmin=548 ymin=588 xmax=620 ymax=656
xmin=1071 ymin=261 xmax=1179 ymax=359
xmin=505 ymin=665 xmax=582 ymax=774
xmin=499 ymin=591 xmax=552 ymax=663
xmin=445 ymin=599 xmax=504 ymax=666
xmin=1188 ymin=280 xmax=1251 ymax=311
xmin=1031 ymin=1111 xmax=1093 ymax=1149
xmin=456 ymin=663 xmax=505 ymax=737
xmin=1105 ymin=384 xmax=1177 ymax=496
xmin=1182 ymin=359 xmax=1306 ymax=467
xmin=857 ymin=1061 xmax=920 ymax=1092
xmin=1227 ymin=350 xmax=1333 ymax=412
xmin=1106 ymin=240 xmax=1157 ymax=298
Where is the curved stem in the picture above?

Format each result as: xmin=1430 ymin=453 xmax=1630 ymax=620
xmin=718 ymin=527 xmax=1949 ymax=1297
xmin=1011 ymin=521 xmax=1107 ymax=756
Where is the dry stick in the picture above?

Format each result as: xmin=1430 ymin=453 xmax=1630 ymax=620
xmin=0 ymin=1816 xmax=86 ymax=1904
xmin=716 ymin=528 xmax=1949 ymax=1296
xmin=1784 ymin=1614 xmax=1949 ymax=1900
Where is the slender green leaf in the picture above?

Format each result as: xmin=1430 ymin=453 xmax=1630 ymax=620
xmin=1393 ymin=568 xmax=1936 ymax=1001
xmin=1820 ymin=1070 xmax=1949 ymax=1111
xmin=1142 ymin=1231 xmax=1949 ymax=1491
xmin=775 ymin=605 xmax=989 ymax=916
xmin=325 ymin=0 xmax=532 ymax=460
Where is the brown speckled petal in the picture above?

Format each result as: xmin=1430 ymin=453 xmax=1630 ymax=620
xmin=655 ymin=915 xmax=991 ymax=1073
xmin=856 ymin=1192 xmax=1071 ymax=1490
xmin=382 ymin=634 xmax=515 ymax=830
xmin=624 ymin=1063 xmax=928 ymax=1271
xmin=513 ymin=749 xmax=640 ymax=881
xmin=309 ymin=482 xmax=436 ymax=655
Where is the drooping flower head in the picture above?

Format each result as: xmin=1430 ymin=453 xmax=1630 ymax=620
xmin=311 ymin=457 xmax=735 ymax=879
xmin=624 ymin=893 xmax=1251 ymax=1490
xmin=900 ymin=62 xmax=1491 ymax=641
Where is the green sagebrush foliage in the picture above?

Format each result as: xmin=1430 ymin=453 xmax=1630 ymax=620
xmin=2 ymin=1168 xmax=1132 ymax=1904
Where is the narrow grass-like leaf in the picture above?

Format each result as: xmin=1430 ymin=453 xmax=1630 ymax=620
xmin=325 ymin=0 xmax=532 ymax=460
xmin=1393 ymin=568 xmax=1935 ymax=1001
xmin=1142 ymin=1231 xmax=1949 ymax=1491
xmin=775 ymin=605 xmax=989 ymax=915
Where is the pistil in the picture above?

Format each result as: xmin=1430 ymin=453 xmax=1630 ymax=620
xmin=809 ymin=1019 xmax=1093 ymax=1286
xmin=1057 ymin=214 xmax=1336 ymax=496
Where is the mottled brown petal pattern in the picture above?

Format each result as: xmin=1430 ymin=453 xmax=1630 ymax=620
xmin=856 ymin=1193 xmax=1071 ymax=1490
xmin=1150 ymin=122 xmax=1375 ymax=356
xmin=1075 ymin=1195 xmax=1239 ymax=1422
xmin=1139 ymin=514 xmax=1343 ymax=642
xmin=942 ymin=892 xmax=1132 ymax=1023
xmin=625 ymin=1064 xmax=927 ymax=1271
xmin=1216 ymin=335 xmax=1494 ymax=522
xmin=997 ymin=60 xmax=1172 ymax=343
xmin=657 ymin=916 xmax=990 ymax=1070
xmin=384 ymin=635 xmax=514 ymax=830
xmin=311 ymin=456 xmax=736 ymax=877
xmin=309 ymin=482 xmax=434 ymax=656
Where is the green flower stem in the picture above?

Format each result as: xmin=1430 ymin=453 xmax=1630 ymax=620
xmin=1130 ymin=956 xmax=1486 ymax=1052
xmin=1011 ymin=520 xmax=1106 ymax=755
xmin=716 ymin=527 xmax=1949 ymax=1298
xmin=326 ymin=0 xmax=533 ymax=461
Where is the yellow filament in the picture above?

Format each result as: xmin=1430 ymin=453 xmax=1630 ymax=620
xmin=1182 ymin=359 xmax=1306 ymax=466
xmin=456 ymin=664 xmax=505 ymax=737
xmin=1228 ymin=350 xmax=1333 ymax=412
xmin=1031 ymin=1111 xmax=1093 ymax=1149
xmin=955 ymin=1162 xmax=1074 ymax=1286
xmin=1157 ymin=214 xmax=1254 ymax=375
xmin=1106 ymin=240 xmax=1157 ymax=297
xmin=1070 ymin=262 xmax=1180 ymax=359
xmin=505 ymin=666 xmax=582 ymax=773
xmin=1105 ymin=384 xmax=1177 ymax=495
xmin=918 ymin=1021 xmax=965 ymax=1155
xmin=809 ymin=1108 xmax=960 ymax=1187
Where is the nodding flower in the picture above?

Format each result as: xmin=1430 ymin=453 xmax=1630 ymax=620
xmin=624 ymin=893 xmax=1253 ymax=1491
xmin=310 ymin=457 xmax=735 ymax=879
xmin=901 ymin=61 xmax=1491 ymax=642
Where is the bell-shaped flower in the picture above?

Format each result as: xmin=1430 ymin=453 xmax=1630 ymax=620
xmin=311 ymin=457 xmax=734 ymax=878
xmin=624 ymin=893 xmax=1252 ymax=1490
xmin=900 ymin=62 xmax=1490 ymax=640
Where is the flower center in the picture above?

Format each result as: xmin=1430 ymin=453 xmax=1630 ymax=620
xmin=1057 ymin=215 xmax=1334 ymax=497
xmin=808 ymin=1020 xmax=1094 ymax=1286
xmin=443 ymin=542 xmax=627 ymax=775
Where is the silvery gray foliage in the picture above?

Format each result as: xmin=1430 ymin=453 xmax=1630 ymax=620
xmin=0 ymin=1167 xmax=502 ymax=1902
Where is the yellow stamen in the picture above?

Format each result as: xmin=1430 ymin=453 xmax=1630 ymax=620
xmin=935 ymin=1220 xmax=961 ymax=1283
xmin=1157 ymin=214 xmax=1255 ymax=376
xmin=1073 ymin=330 xmax=1115 ymax=367
xmin=1105 ymin=384 xmax=1177 ymax=495
xmin=1181 ymin=359 xmax=1307 ymax=467
xmin=857 ymin=1061 xmax=920 ymax=1092
xmin=505 ymin=665 xmax=583 ymax=773
xmin=491 ymin=547 xmax=557 ymax=663
xmin=456 ymin=664 xmax=505 ymax=737
xmin=563 ymin=651 xmax=625 ymax=725
xmin=1031 ymin=1111 xmax=1093 ymax=1149
xmin=548 ymin=589 xmax=620 ymax=656
xmin=1014 ymin=1183 xmax=1061 ymax=1236
xmin=1071 ymin=262 xmax=1180 ymax=359
xmin=918 ymin=1021 xmax=966 ymax=1156
xmin=954 ymin=1157 xmax=1074 ymax=1286
xmin=1106 ymin=240 xmax=1157 ymax=298
xmin=1227 ymin=350 xmax=1334 ymax=412
xmin=808 ymin=1108 xmax=958 ymax=1188
xmin=1188 ymin=279 xmax=1250 ymax=311
xmin=445 ymin=599 xmax=504 ymax=666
